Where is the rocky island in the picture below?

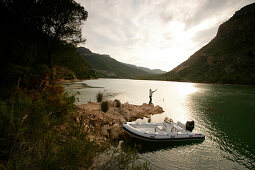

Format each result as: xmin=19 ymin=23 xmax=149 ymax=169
xmin=75 ymin=101 xmax=164 ymax=144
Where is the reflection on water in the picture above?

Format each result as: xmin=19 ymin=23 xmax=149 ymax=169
xmin=122 ymin=137 xmax=204 ymax=153
xmin=64 ymin=79 xmax=255 ymax=169
xmin=177 ymin=83 xmax=197 ymax=96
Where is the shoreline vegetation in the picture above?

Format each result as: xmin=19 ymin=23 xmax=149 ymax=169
xmin=0 ymin=0 xmax=154 ymax=169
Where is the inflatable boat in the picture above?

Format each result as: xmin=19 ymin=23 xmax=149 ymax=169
xmin=123 ymin=117 xmax=205 ymax=142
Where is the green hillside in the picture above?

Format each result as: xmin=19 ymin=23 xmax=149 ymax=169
xmin=77 ymin=47 xmax=154 ymax=78
xmin=146 ymin=3 xmax=255 ymax=85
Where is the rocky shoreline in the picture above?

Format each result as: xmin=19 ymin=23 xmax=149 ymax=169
xmin=75 ymin=100 xmax=164 ymax=144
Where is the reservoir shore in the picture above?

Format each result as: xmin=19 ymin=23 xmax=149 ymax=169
xmin=75 ymin=100 xmax=164 ymax=145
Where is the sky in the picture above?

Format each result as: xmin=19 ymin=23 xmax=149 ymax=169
xmin=76 ymin=0 xmax=254 ymax=71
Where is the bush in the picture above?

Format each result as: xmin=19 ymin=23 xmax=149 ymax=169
xmin=101 ymin=101 xmax=108 ymax=113
xmin=114 ymin=99 xmax=121 ymax=108
xmin=0 ymin=87 xmax=100 ymax=169
xmin=6 ymin=119 xmax=100 ymax=169
xmin=96 ymin=92 xmax=103 ymax=102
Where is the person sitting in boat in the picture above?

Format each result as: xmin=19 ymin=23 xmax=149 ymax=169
xmin=149 ymin=89 xmax=157 ymax=104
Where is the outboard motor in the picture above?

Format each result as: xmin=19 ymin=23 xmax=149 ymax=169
xmin=186 ymin=121 xmax=194 ymax=132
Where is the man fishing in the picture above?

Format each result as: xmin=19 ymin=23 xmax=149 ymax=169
xmin=149 ymin=89 xmax=157 ymax=104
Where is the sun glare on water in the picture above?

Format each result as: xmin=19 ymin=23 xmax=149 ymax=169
xmin=160 ymin=82 xmax=198 ymax=123
xmin=175 ymin=83 xmax=197 ymax=122
xmin=178 ymin=82 xmax=197 ymax=96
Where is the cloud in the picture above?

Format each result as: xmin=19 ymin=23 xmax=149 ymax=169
xmin=76 ymin=0 xmax=254 ymax=71
xmin=191 ymin=26 xmax=218 ymax=48
xmin=184 ymin=0 xmax=253 ymax=29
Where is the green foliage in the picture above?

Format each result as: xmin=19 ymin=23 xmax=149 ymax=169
xmin=0 ymin=85 xmax=100 ymax=169
xmin=0 ymin=1 xmax=99 ymax=168
xmin=1 ymin=89 xmax=150 ymax=169
xmin=3 ymin=0 xmax=88 ymax=71
xmin=0 ymin=0 xmax=96 ymax=84
xmin=101 ymin=101 xmax=109 ymax=113
xmin=114 ymin=99 xmax=121 ymax=108
xmin=0 ymin=1 xmax=151 ymax=169
xmin=55 ymin=66 xmax=77 ymax=80
xmin=36 ymin=0 xmax=88 ymax=45
xmin=6 ymin=120 xmax=99 ymax=169
xmin=97 ymin=92 xmax=103 ymax=102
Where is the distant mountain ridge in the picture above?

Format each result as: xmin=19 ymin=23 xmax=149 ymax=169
xmin=146 ymin=3 xmax=255 ymax=85
xmin=77 ymin=47 xmax=165 ymax=78
xmin=123 ymin=63 xmax=166 ymax=74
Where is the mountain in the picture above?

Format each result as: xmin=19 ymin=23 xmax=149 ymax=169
xmin=123 ymin=63 xmax=166 ymax=74
xmin=77 ymin=47 xmax=157 ymax=78
xmin=138 ymin=67 xmax=166 ymax=74
xmin=148 ymin=3 xmax=255 ymax=85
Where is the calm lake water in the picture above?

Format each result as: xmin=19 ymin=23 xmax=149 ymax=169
xmin=64 ymin=78 xmax=255 ymax=169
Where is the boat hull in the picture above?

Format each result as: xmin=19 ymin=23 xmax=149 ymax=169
xmin=123 ymin=122 xmax=205 ymax=142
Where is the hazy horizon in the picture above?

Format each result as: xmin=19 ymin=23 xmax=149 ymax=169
xmin=76 ymin=0 xmax=254 ymax=72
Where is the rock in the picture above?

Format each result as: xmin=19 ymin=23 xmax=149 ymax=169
xmin=154 ymin=105 xmax=164 ymax=113
xmin=76 ymin=100 xmax=164 ymax=144
xmin=100 ymin=125 xmax=110 ymax=138
xmin=109 ymin=124 xmax=123 ymax=140
xmin=91 ymin=117 xmax=104 ymax=129
xmin=107 ymin=100 xmax=114 ymax=107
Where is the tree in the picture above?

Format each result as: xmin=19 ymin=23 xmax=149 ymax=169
xmin=0 ymin=0 xmax=88 ymax=83
xmin=34 ymin=0 xmax=88 ymax=78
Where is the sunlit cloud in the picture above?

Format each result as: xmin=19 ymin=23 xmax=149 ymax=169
xmin=76 ymin=0 xmax=254 ymax=71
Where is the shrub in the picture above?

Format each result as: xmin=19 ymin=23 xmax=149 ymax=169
xmin=101 ymin=101 xmax=108 ymax=113
xmin=6 ymin=118 xmax=100 ymax=169
xmin=96 ymin=92 xmax=103 ymax=102
xmin=114 ymin=99 xmax=121 ymax=108
xmin=1 ymin=88 xmax=100 ymax=169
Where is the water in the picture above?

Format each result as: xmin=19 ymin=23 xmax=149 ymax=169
xmin=64 ymin=78 xmax=255 ymax=169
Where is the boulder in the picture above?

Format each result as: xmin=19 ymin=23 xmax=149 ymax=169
xmin=109 ymin=124 xmax=123 ymax=140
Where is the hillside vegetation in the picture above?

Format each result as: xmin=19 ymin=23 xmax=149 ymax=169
xmin=77 ymin=47 xmax=164 ymax=78
xmin=145 ymin=3 xmax=255 ymax=85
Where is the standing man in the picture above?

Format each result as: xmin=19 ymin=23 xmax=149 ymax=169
xmin=149 ymin=89 xmax=157 ymax=104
